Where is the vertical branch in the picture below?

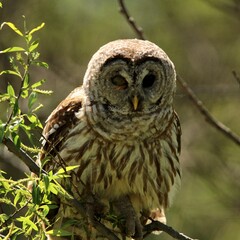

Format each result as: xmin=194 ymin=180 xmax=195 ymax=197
xmin=118 ymin=0 xmax=145 ymax=40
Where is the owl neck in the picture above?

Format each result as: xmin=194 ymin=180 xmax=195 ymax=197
xmin=84 ymin=102 xmax=174 ymax=142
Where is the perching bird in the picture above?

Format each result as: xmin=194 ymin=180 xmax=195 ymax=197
xmin=39 ymin=39 xmax=181 ymax=240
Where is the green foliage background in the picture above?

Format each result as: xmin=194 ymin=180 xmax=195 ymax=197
xmin=0 ymin=0 xmax=240 ymax=239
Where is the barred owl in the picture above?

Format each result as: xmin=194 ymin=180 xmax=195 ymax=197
xmin=40 ymin=39 xmax=181 ymax=239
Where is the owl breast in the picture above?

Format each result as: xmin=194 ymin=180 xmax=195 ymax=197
xmin=58 ymin=106 xmax=181 ymax=211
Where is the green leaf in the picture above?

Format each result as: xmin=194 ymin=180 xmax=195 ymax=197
xmin=0 ymin=2 xmax=2 ymax=8
xmin=28 ymin=22 xmax=45 ymax=36
xmin=31 ymin=181 xmax=42 ymax=205
xmin=7 ymin=84 xmax=15 ymax=97
xmin=0 ymin=46 xmax=25 ymax=54
xmin=32 ymin=61 xmax=49 ymax=68
xmin=48 ymin=182 xmax=58 ymax=195
xmin=56 ymin=165 xmax=79 ymax=175
xmin=13 ymin=134 xmax=21 ymax=149
xmin=0 ymin=22 xmax=23 ymax=36
xmin=33 ymin=89 xmax=53 ymax=95
xmin=31 ymin=79 xmax=45 ymax=89
xmin=0 ymin=69 xmax=21 ymax=77
xmin=43 ymin=174 xmax=50 ymax=192
xmin=28 ymin=92 xmax=37 ymax=109
xmin=21 ymin=74 xmax=30 ymax=98
xmin=17 ymin=216 xmax=38 ymax=231
xmin=27 ymin=114 xmax=38 ymax=124
xmin=14 ymin=190 xmax=23 ymax=206
xmin=0 ymin=122 xmax=5 ymax=143
xmin=13 ymin=101 xmax=20 ymax=116
xmin=29 ymin=40 xmax=39 ymax=52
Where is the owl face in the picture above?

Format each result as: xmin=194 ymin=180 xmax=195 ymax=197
xmin=83 ymin=39 xmax=176 ymax=118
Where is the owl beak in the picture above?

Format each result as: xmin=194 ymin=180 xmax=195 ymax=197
xmin=132 ymin=95 xmax=139 ymax=111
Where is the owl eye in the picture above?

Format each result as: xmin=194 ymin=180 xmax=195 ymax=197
xmin=142 ymin=73 xmax=156 ymax=88
xmin=111 ymin=75 xmax=128 ymax=90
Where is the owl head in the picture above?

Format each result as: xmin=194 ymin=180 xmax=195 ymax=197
xmin=83 ymin=39 xmax=176 ymax=118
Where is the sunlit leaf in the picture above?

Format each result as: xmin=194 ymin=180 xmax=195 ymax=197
xmin=0 ymin=46 xmax=25 ymax=54
xmin=14 ymin=190 xmax=23 ymax=206
xmin=13 ymin=134 xmax=21 ymax=149
xmin=17 ymin=216 xmax=38 ymax=231
xmin=7 ymin=84 xmax=15 ymax=97
xmin=27 ymin=114 xmax=37 ymax=123
xmin=31 ymin=79 xmax=45 ymax=89
xmin=0 ymin=70 xmax=21 ymax=77
xmin=56 ymin=165 xmax=79 ymax=175
xmin=33 ymin=89 xmax=53 ymax=95
xmin=0 ymin=22 xmax=23 ymax=36
xmin=28 ymin=22 xmax=45 ymax=36
xmin=28 ymin=92 xmax=37 ymax=110
xmin=29 ymin=40 xmax=39 ymax=52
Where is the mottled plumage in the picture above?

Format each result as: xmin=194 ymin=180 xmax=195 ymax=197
xmin=39 ymin=39 xmax=181 ymax=239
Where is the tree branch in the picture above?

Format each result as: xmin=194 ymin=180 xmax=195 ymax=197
xmin=144 ymin=220 xmax=198 ymax=240
xmin=116 ymin=0 xmax=240 ymax=147
xmin=177 ymin=75 xmax=240 ymax=146
xmin=118 ymin=0 xmax=145 ymax=40
xmin=2 ymin=137 xmax=46 ymax=175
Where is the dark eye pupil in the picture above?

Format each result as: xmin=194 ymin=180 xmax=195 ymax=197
xmin=142 ymin=73 xmax=156 ymax=88
xmin=111 ymin=75 xmax=128 ymax=89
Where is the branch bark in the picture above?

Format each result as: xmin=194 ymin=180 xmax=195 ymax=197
xmin=144 ymin=220 xmax=198 ymax=240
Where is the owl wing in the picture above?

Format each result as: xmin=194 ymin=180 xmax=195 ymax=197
xmin=40 ymin=86 xmax=84 ymax=169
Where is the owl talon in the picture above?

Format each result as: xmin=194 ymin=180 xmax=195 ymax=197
xmin=112 ymin=196 xmax=143 ymax=239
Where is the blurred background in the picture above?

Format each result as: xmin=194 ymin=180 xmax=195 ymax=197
xmin=0 ymin=0 xmax=240 ymax=239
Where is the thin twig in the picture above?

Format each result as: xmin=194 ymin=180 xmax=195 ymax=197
xmin=118 ymin=0 xmax=145 ymax=40
xmin=232 ymin=70 xmax=240 ymax=87
xmin=144 ymin=220 xmax=198 ymax=240
xmin=177 ymin=75 xmax=240 ymax=146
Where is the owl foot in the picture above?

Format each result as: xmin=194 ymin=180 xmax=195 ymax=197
xmin=113 ymin=195 xmax=143 ymax=240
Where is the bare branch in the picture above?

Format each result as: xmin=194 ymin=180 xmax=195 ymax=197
xmin=177 ymin=75 xmax=240 ymax=146
xmin=144 ymin=220 xmax=198 ymax=240
xmin=117 ymin=0 xmax=145 ymax=40
xmin=117 ymin=0 xmax=240 ymax=147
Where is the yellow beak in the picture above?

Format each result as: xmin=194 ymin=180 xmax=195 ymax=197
xmin=132 ymin=95 xmax=139 ymax=111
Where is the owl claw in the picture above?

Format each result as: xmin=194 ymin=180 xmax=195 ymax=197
xmin=112 ymin=196 xmax=143 ymax=239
